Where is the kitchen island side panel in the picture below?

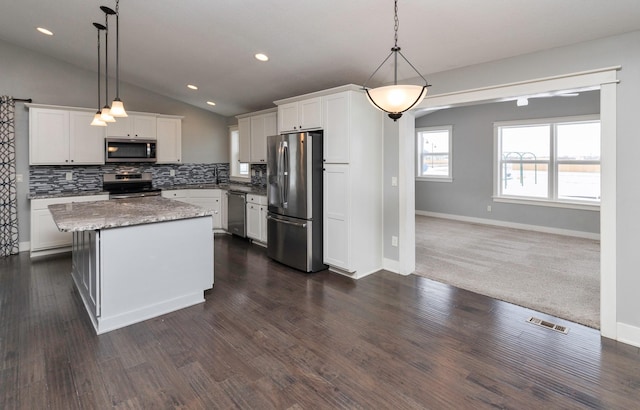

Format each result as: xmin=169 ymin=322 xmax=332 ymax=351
xmin=96 ymin=216 xmax=213 ymax=334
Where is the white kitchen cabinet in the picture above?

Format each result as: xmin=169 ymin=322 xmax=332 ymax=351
xmin=323 ymin=165 xmax=350 ymax=269
xmin=321 ymin=89 xmax=383 ymax=278
xmin=246 ymin=194 xmax=267 ymax=244
xmin=106 ymin=113 xmax=157 ymax=139
xmin=250 ymin=112 xmax=277 ymax=163
xmin=277 ymin=97 xmax=322 ymax=133
xmin=156 ymin=116 xmax=182 ymax=163
xmin=162 ymin=189 xmax=223 ymax=230
xmin=30 ymin=194 xmax=109 ymax=257
xmin=323 ymin=91 xmax=351 ymax=163
xmin=221 ymin=190 xmax=229 ymax=231
xmin=161 ymin=190 xmax=188 ymax=200
xmin=69 ymin=111 xmax=106 ymax=164
xmin=29 ymin=107 xmax=105 ymax=165
xmin=237 ymin=109 xmax=277 ymax=163
xmin=238 ymin=117 xmax=251 ymax=163
xmin=189 ymin=190 xmax=222 ymax=230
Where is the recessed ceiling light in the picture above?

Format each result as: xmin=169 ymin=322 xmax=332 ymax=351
xmin=206 ymin=101 xmax=216 ymax=106
xmin=255 ymin=53 xmax=269 ymax=62
xmin=37 ymin=27 xmax=53 ymax=36
xmin=187 ymin=84 xmax=198 ymax=90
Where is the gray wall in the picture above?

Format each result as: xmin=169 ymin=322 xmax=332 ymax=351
xmin=415 ymin=90 xmax=600 ymax=234
xmin=0 ymin=38 xmax=230 ymax=244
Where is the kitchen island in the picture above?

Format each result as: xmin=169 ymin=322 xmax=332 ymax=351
xmin=49 ymin=196 xmax=214 ymax=334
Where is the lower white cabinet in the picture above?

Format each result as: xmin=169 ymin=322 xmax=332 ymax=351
xmin=161 ymin=189 xmax=222 ymax=230
xmin=221 ymin=191 xmax=228 ymax=231
xmin=246 ymin=194 xmax=267 ymax=244
xmin=30 ymin=194 xmax=109 ymax=257
xmin=323 ymin=165 xmax=350 ymax=269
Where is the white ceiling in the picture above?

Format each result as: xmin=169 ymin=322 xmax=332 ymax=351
xmin=2 ymin=0 xmax=640 ymax=117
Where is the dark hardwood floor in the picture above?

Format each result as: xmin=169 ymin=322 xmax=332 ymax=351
xmin=1 ymin=234 xmax=639 ymax=409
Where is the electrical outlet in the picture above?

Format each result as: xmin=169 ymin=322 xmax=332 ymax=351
xmin=65 ymin=172 xmax=73 ymax=181
xmin=16 ymin=174 xmax=23 ymax=182
xmin=487 ymin=205 xmax=492 ymax=212
xmin=391 ymin=236 xmax=398 ymax=247
xmin=170 ymin=170 xmax=176 ymax=177
xmin=391 ymin=176 xmax=398 ymax=186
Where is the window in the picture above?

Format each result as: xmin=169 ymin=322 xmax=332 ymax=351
xmin=416 ymin=125 xmax=452 ymax=181
xmin=495 ymin=115 xmax=600 ymax=207
xmin=229 ymin=126 xmax=249 ymax=180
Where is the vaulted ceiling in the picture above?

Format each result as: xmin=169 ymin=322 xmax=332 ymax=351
xmin=2 ymin=0 xmax=640 ymax=117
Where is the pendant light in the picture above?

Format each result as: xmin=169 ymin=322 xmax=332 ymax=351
xmin=362 ymin=0 xmax=430 ymax=121
xmin=110 ymin=0 xmax=128 ymax=117
xmin=90 ymin=22 xmax=107 ymax=127
xmin=100 ymin=5 xmax=116 ymax=123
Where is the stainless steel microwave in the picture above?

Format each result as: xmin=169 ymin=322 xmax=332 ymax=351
xmin=105 ymin=138 xmax=157 ymax=163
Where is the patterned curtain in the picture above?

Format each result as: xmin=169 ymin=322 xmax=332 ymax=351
xmin=0 ymin=96 xmax=19 ymax=256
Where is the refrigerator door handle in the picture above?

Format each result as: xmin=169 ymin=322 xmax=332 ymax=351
xmin=282 ymin=142 xmax=289 ymax=207
xmin=267 ymin=215 xmax=306 ymax=228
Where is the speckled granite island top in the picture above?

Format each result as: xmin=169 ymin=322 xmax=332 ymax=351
xmin=48 ymin=196 xmax=213 ymax=232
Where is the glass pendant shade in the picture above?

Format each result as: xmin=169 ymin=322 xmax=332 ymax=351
xmin=91 ymin=111 xmax=107 ymax=126
xmin=366 ymin=85 xmax=428 ymax=118
xmin=110 ymin=99 xmax=128 ymax=117
xmin=100 ymin=106 xmax=115 ymax=122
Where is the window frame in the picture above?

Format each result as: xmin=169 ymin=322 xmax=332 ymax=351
xmin=229 ymin=126 xmax=250 ymax=182
xmin=415 ymin=125 xmax=453 ymax=182
xmin=493 ymin=114 xmax=600 ymax=210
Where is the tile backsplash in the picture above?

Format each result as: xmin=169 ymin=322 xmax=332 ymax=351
xmin=29 ymin=163 xmax=270 ymax=196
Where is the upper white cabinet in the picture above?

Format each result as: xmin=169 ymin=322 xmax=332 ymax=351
xmin=323 ymin=91 xmax=352 ymax=163
xmin=106 ymin=113 xmax=157 ymax=139
xmin=250 ymin=112 xmax=277 ymax=163
xmin=237 ymin=108 xmax=277 ymax=163
xmin=29 ymin=107 xmax=105 ymax=165
xmin=156 ymin=116 xmax=182 ymax=164
xmin=277 ymin=97 xmax=322 ymax=133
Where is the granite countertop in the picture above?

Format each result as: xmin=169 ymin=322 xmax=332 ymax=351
xmin=48 ymin=196 xmax=213 ymax=232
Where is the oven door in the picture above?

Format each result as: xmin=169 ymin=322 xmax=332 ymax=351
xmin=105 ymin=138 xmax=157 ymax=162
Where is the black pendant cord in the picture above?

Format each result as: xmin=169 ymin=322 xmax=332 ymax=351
xmin=100 ymin=6 xmax=116 ymax=110
xmin=13 ymin=98 xmax=32 ymax=103
xmin=93 ymin=22 xmax=106 ymax=112
xmin=115 ymin=0 xmax=120 ymax=99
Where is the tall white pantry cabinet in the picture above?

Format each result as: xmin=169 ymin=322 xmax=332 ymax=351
xmin=322 ymin=89 xmax=383 ymax=278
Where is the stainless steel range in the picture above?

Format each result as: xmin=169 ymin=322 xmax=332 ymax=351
xmin=103 ymin=172 xmax=162 ymax=199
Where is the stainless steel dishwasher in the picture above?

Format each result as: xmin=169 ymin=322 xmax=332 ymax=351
xmin=227 ymin=191 xmax=246 ymax=237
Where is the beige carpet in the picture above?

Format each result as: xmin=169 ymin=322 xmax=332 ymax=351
xmin=414 ymin=215 xmax=600 ymax=329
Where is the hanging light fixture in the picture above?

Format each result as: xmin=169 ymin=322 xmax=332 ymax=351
xmin=90 ymin=22 xmax=107 ymax=127
xmin=110 ymin=0 xmax=127 ymax=117
xmin=363 ymin=0 xmax=430 ymax=121
xmin=100 ymin=5 xmax=116 ymax=123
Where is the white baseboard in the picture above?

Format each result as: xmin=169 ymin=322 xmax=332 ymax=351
xmin=19 ymin=241 xmax=30 ymax=253
xmin=415 ymin=210 xmax=600 ymax=240
xmin=617 ymin=322 xmax=640 ymax=348
xmin=383 ymin=258 xmax=402 ymax=274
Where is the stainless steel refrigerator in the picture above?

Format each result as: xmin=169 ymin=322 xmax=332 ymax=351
xmin=266 ymin=131 xmax=327 ymax=272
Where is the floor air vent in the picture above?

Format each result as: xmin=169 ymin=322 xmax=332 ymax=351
xmin=526 ymin=317 xmax=569 ymax=334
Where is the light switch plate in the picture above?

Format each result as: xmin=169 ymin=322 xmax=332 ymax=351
xmin=391 ymin=176 xmax=398 ymax=186
xmin=65 ymin=172 xmax=73 ymax=181
xmin=170 ymin=170 xmax=176 ymax=176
